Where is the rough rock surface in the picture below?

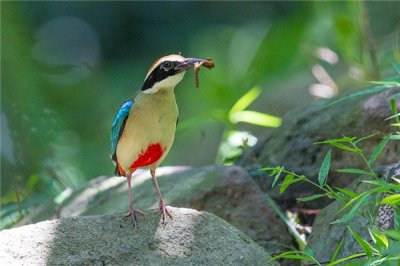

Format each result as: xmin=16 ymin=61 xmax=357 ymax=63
xmin=307 ymin=164 xmax=400 ymax=262
xmin=237 ymin=90 xmax=400 ymax=206
xmin=16 ymin=165 xmax=291 ymax=254
xmin=0 ymin=207 xmax=278 ymax=265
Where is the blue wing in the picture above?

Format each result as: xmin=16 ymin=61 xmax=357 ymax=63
xmin=110 ymin=99 xmax=133 ymax=160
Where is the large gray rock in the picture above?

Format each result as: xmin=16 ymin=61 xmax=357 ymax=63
xmin=16 ymin=165 xmax=291 ymax=254
xmin=0 ymin=207 xmax=278 ymax=265
xmin=237 ymin=90 xmax=400 ymax=206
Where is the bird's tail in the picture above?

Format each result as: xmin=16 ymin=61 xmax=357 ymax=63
xmin=114 ymin=165 xmax=121 ymax=176
xmin=114 ymin=162 xmax=126 ymax=176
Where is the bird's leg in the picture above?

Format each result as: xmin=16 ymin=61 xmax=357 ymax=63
xmin=124 ymin=173 xmax=144 ymax=227
xmin=150 ymin=169 xmax=172 ymax=224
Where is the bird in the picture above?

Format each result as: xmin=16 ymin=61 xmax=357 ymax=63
xmin=110 ymin=54 xmax=214 ymax=226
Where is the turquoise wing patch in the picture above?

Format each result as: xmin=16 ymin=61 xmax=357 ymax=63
xmin=110 ymin=99 xmax=133 ymax=158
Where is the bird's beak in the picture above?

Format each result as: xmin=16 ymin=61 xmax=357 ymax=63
xmin=174 ymin=58 xmax=210 ymax=72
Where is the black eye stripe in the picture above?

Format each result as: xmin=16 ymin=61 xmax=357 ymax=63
xmin=141 ymin=61 xmax=180 ymax=91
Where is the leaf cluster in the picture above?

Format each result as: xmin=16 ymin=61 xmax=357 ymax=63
xmin=264 ymin=130 xmax=399 ymax=264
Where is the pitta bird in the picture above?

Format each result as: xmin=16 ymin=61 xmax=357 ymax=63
xmin=110 ymin=54 xmax=214 ymax=226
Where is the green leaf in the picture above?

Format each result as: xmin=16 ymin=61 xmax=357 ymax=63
xmin=385 ymin=230 xmax=400 ymax=241
xmin=337 ymin=187 xmax=385 ymax=214
xmin=274 ymin=254 xmax=314 ymax=261
xmin=389 ymin=98 xmax=398 ymax=117
xmin=332 ymin=194 xmax=370 ymax=224
xmin=315 ymin=136 xmax=355 ymax=144
xmin=261 ymin=167 xmax=279 ymax=173
xmin=369 ymin=229 xmax=389 ymax=249
xmin=354 ymin=132 xmax=380 ymax=144
xmin=316 ymin=137 xmax=363 ymax=153
xmin=280 ymin=174 xmax=306 ymax=193
xmin=297 ymin=194 xmax=326 ymax=202
xmin=326 ymin=253 xmax=366 ymax=266
xmin=321 ymin=82 xmax=398 ymax=109
xmin=348 ymin=227 xmax=376 ymax=259
xmin=362 ymin=180 xmax=400 ymax=191
xmin=330 ymin=238 xmax=344 ymax=262
xmin=337 ymin=168 xmax=374 ymax=176
xmin=272 ymin=166 xmax=284 ymax=188
xmin=280 ymin=173 xmax=294 ymax=193
xmin=329 ymin=143 xmax=363 ymax=154
xmin=380 ymin=194 xmax=400 ymax=206
xmin=229 ymin=86 xmax=261 ymax=114
xmin=318 ymin=150 xmax=331 ymax=186
xmin=267 ymin=250 xmax=320 ymax=265
xmin=368 ymin=135 xmax=391 ymax=166
xmin=303 ymin=248 xmax=314 ymax=257
xmin=270 ymin=167 xmax=280 ymax=175
xmin=229 ymin=110 xmax=282 ymax=127
xmin=336 ymin=187 xmax=358 ymax=198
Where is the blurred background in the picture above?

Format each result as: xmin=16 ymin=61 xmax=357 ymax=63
xmin=1 ymin=1 xmax=399 ymax=228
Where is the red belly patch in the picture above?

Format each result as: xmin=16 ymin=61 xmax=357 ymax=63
xmin=131 ymin=143 xmax=165 ymax=170
xmin=117 ymin=143 xmax=165 ymax=176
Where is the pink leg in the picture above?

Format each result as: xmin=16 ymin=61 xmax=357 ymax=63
xmin=124 ymin=173 xmax=144 ymax=227
xmin=150 ymin=169 xmax=172 ymax=224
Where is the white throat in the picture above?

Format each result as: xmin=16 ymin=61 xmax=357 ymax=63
xmin=142 ymin=72 xmax=185 ymax=94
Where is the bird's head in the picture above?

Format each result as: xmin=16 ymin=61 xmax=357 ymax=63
xmin=141 ymin=54 xmax=211 ymax=94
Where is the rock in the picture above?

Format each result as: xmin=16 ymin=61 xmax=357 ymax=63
xmin=237 ymin=89 xmax=400 ymax=207
xmin=307 ymin=164 xmax=400 ymax=262
xmin=16 ymin=165 xmax=292 ymax=254
xmin=0 ymin=208 xmax=278 ymax=265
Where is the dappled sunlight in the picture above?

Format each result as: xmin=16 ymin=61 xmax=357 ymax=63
xmin=309 ymin=83 xmax=337 ymax=99
xmin=314 ymin=47 xmax=339 ymax=65
xmin=308 ymin=64 xmax=338 ymax=99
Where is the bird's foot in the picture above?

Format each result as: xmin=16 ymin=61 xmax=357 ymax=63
xmin=159 ymin=200 xmax=173 ymax=225
xmin=124 ymin=208 xmax=145 ymax=227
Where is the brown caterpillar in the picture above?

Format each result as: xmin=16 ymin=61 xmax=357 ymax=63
xmin=194 ymin=59 xmax=214 ymax=88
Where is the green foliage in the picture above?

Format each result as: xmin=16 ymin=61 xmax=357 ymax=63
xmin=264 ymin=95 xmax=399 ymax=264
xmin=228 ymin=87 xmax=282 ymax=128
xmin=265 ymin=131 xmax=399 ymax=264
xmin=380 ymin=194 xmax=400 ymax=206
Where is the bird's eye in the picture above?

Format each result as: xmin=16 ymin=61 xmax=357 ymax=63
xmin=162 ymin=61 xmax=173 ymax=71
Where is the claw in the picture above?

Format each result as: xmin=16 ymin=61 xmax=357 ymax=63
xmin=159 ymin=200 xmax=173 ymax=225
xmin=124 ymin=208 xmax=144 ymax=227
